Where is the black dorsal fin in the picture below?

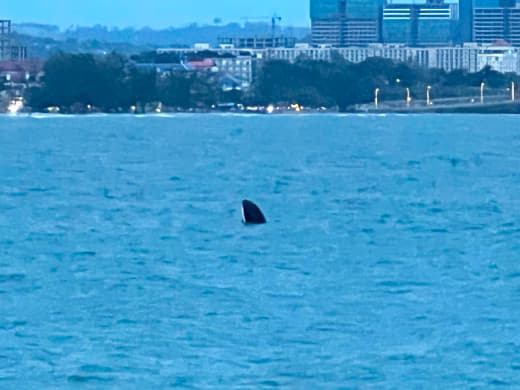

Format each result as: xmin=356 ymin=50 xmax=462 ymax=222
xmin=242 ymin=200 xmax=267 ymax=224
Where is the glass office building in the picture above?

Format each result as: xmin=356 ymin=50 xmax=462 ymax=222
xmin=473 ymin=0 xmax=520 ymax=46
xmin=343 ymin=0 xmax=381 ymax=45
xmin=310 ymin=0 xmax=478 ymax=47
xmin=345 ymin=0 xmax=380 ymax=19
xmin=458 ymin=0 xmax=474 ymax=43
xmin=310 ymin=0 xmax=344 ymax=20
xmin=310 ymin=0 xmax=345 ymax=46
xmin=382 ymin=1 xmax=459 ymax=46
xmin=310 ymin=0 xmax=381 ymax=46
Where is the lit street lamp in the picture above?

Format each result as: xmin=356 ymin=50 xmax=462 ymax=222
xmin=375 ymin=88 xmax=380 ymax=109
xmin=426 ymin=85 xmax=432 ymax=106
xmin=481 ymin=82 xmax=485 ymax=104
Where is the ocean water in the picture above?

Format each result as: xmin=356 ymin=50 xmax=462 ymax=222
xmin=0 ymin=114 xmax=519 ymax=389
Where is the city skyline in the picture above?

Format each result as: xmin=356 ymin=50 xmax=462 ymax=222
xmin=2 ymin=0 xmax=310 ymax=28
xmin=309 ymin=0 xmax=520 ymax=47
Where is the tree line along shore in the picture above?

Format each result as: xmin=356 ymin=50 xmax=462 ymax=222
xmin=20 ymin=51 xmax=520 ymax=114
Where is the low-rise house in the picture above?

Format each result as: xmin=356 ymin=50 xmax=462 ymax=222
xmin=142 ymin=48 xmax=257 ymax=90
xmin=134 ymin=62 xmax=194 ymax=76
xmin=0 ymin=59 xmax=43 ymax=85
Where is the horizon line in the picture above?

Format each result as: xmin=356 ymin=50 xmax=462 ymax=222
xmin=10 ymin=20 xmax=311 ymax=31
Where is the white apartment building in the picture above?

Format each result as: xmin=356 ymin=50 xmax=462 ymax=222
xmin=155 ymin=42 xmax=520 ymax=91
xmin=477 ymin=44 xmax=520 ymax=74
xmin=257 ymin=44 xmax=482 ymax=73
xmin=214 ymin=55 xmax=254 ymax=87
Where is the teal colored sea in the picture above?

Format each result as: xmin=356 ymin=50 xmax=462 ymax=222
xmin=0 ymin=114 xmax=519 ymax=388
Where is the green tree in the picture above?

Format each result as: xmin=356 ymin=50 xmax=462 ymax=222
xmin=127 ymin=67 xmax=158 ymax=108
xmin=29 ymin=52 xmax=128 ymax=111
xmin=158 ymin=74 xmax=192 ymax=108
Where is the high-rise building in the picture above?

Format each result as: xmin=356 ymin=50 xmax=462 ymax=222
xmin=0 ymin=20 xmax=27 ymax=61
xmin=0 ymin=20 xmax=12 ymax=61
xmin=310 ymin=0 xmax=520 ymax=47
xmin=343 ymin=0 xmax=381 ymax=45
xmin=310 ymin=0 xmax=381 ymax=46
xmin=310 ymin=0 xmax=345 ymax=46
xmin=382 ymin=1 xmax=459 ymax=46
xmin=458 ymin=0 xmax=474 ymax=43
xmin=473 ymin=0 xmax=520 ymax=46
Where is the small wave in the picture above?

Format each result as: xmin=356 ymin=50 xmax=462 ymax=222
xmin=68 ymin=375 xmax=113 ymax=383
xmin=376 ymin=259 xmax=405 ymax=266
xmin=229 ymin=128 xmax=243 ymax=136
xmin=259 ymin=380 xmax=281 ymax=387
xmin=0 ymin=274 xmax=25 ymax=283
xmin=160 ymin=235 xmax=178 ymax=241
xmin=28 ymin=187 xmax=53 ymax=193
xmin=387 ymin=353 xmax=418 ymax=362
xmin=463 ymin=225 xmax=485 ymax=231
xmin=488 ymin=379 xmax=510 ymax=386
xmin=430 ymin=228 xmax=449 ymax=233
xmin=248 ymin=357 xmax=284 ymax=365
xmin=433 ymin=155 xmax=469 ymax=167
xmin=29 ymin=114 xmax=77 ymax=119
xmin=80 ymin=364 xmax=113 ymax=373
xmin=7 ymin=191 xmax=28 ymax=197
xmin=71 ymin=251 xmax=96 ymax=257
xmin=11 ymin=320 xmax=27 ymax=328
xmin=0 ymin=320 xmax=27 ymax=330
xmin=145 ymin=275 xmax=170 ymax=283
xmin=48 ymin=335 xmax=74 ymax=343
xmin=497 ymin=228 xmax=520 ymax=236
xmin=377 ymin=281 xmax=431 ymax=288
xmin=386 ymin=289 xmax=414 ymax=295
xmin=501 ymin=222 xmax=515 ymax=228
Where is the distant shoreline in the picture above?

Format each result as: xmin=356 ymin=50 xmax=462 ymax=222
xmin=5 ymin=107 xmax=520 ymax=116
xmin=8 ymin=101 xmax=520 ymax=116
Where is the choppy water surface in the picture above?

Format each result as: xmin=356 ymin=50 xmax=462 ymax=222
xmin=0 ymin=114 xmax=519 ymax=388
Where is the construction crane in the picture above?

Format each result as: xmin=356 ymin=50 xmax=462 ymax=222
xmin=271 ymin=14 xmax=282 ymax=35
xmin=240 ymin=14 xmax=282 ymax=35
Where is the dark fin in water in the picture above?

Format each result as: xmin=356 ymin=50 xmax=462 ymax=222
xmin=242 ymin=200 xmax=267 ymax=224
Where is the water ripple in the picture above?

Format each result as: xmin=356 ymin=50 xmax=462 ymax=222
xmin=0 ymin=114 xmax=519 ymax=388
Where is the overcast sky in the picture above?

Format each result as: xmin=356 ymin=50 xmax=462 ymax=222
xmin=3 ymin=0 xmax=310 ymax=28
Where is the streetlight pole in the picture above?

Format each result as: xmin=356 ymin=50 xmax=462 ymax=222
xmin=512 ymin=81 xmax=515 ymax=102
xmin=406 ymin=88 xmax=411 ymax=108
xmin=375 ymin=88 xmax=380 ymax=109
xmin=481 ymin=82 xmax=485 ymax=104
xmin=427 ymin=85 xmax=432 ymax=106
